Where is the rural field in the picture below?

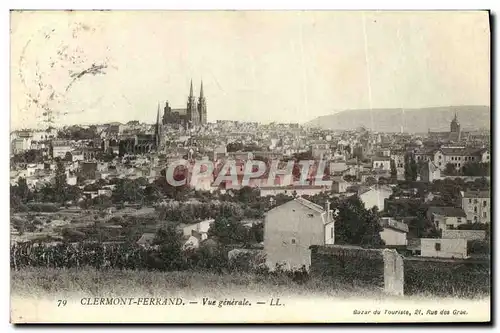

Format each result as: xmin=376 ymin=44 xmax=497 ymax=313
xmin=11 ymin=267 xmax=489 ymax=301
xmin=11 ymin=267 xmax=386 ymax=299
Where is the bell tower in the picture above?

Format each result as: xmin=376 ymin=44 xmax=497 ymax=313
xmin=198 ymin=80 xmax=207 ymax=124
xmin=450 ymin=112 xmax=460 ymax=133
xmin=186 ymin=79 xmax=198 ymax=127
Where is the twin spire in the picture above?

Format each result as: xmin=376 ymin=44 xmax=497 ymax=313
xmin=156 ymin=79 xmax=206 ymax=128
xmin=188 ymin=79 xmax=204 ymax=99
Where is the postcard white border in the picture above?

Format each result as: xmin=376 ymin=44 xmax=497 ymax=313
xmin=2 ymin=1 xmax=498 ymax=332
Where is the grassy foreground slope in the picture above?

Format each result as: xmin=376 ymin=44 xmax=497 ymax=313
xmin=11 ymin=267 xmax=384 ymax=299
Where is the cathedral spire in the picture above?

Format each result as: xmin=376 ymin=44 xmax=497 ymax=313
xmin=156 ymin=102 xmax=160 ymax=124
xmin=200 ymin=80 xmax=204 ymax=99
xmin=155 ymin=102 xmax=160 ymax=148
xmin=189 ymin=79 xmax=194 ymax=97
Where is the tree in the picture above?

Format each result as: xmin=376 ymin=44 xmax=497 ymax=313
xmin=143 ymin=184 xmax=162 ymax=204
xmin=54 ymin=159 xmax=67 ymax=202
xmin=334 ymin=195 xmax=384 ymax=247
xmin=462 ymin=162 xmax=490 ymax=177
xmin=153 ymin=226 xmax=184 ymax=270
xmin=208 ymin=216 xmax=248 ymax=246
xmin=13 ymin=177 xmax=30 ymax=202
xmin=390 ymin=159 xmax=397 ymax=179
xmin=407 ymin=213 xmax=440 ymax=239
xmin=10 ymin=178 xmax=33 ymax=211
xmin=112 ymin=179 xmax=144 ymax=203
xmin=365 ymin=177 xmax=377 ymax=186
xmin=226 ymin=142 xmax=244 ymax=152
xmin=404 ymin=156 xmax=418 ymax=181
xmin=153 ymin=176 xmax=188 ymax=201
xmin=36 ymin=184 xmax=57 ymax=202
xmin=98 ymin=147 xmax=116 ymax=162
xmin=92 ymin=195 xmax=113 ymax=210
xmin=467 ymin=239 xmax=490 ymax=255
xmin=343 ymin=175 xmax=357 ymax=182
xmin=64 ymin=185 xmax=82 ymax=204
xmin=61 ymin=228 xmax=87 ymax=242
xmin=444 ymin=163 xmax=457 ymax=176
xmin=237 ymin=186 xmax=259 ymax=204
xmin=64 ymin=152 xmax=73 ymax=162
xmin=249 ymin=222 xmax=264 ymax=243
xmin=11 ymin=149 xmax=44 ymax=164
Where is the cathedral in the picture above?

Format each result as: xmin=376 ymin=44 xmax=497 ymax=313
xmin=427 ymin=112 xmax=462 ymax=143
xmin=161 ymin=80 xmax=207 ymax=128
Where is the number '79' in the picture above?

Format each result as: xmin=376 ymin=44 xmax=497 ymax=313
xmin=57 ymin=300 xmax=67 ymax=307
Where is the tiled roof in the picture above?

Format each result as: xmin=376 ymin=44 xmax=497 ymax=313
xmin=372 ymin=156 xmax=391 ymax=161
xmin=462 ymin=191 xmax=490 ymax=198
xmin=136 ymin=233 xmax=156 ymax=245
xmin=358 ymin=185 xmax=393 ymax=196
xmin=380 ymin=218 xmax=409 ymax=233
xmin=294 ymin=197 xmax=325 ymax=213
xmin=427 ymin=206 xmax=467 ymax=218
xmin=440 ymin=147 xmax=483 ymax=156
xmin=407 ymin=238 xmax=421 ymax=250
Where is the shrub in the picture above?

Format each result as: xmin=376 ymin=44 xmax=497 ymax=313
xmin=26 ymin=203 xmax=60 ymax=212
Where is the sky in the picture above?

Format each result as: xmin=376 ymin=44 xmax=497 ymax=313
xmin=10 ymin=10 xmax=490 ymax=129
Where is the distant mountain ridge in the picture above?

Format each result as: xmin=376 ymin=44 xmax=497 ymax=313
xmin=306 ymin=106 xmax=490 ymax=133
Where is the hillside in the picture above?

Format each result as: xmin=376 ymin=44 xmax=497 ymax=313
xmin=306 ymin=106 xmax=490 ymax=133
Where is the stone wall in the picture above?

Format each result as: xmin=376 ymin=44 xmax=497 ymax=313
xmin=310 ymin=245 xmax=489 ymax=298
xmin=403 ymin=258 xmax=490 ymax=297
xmin=311 ymin=245 xmax=390 ymax=288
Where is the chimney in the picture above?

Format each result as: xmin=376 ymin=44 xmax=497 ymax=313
xmin=325 ymin=200 xmax=332 ymax=222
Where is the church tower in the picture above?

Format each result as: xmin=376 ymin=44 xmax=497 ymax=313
xmin=450 ymin=112 xmax=461 ymax=142
xmin=198 ymin=80 xmax=207 ymax=124
xmin=186 ymin=79 xmax=198 ymax=127
xmin=450 ymin=112 xmax=460 ymax=133
xmin=154 ymin=103 xmax=161 ymax=149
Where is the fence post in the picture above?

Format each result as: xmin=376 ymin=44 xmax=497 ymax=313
xmin=382 ymin=249 xmax=404 ymax=296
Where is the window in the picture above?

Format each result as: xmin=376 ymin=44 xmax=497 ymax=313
xmin=474 ymin=199 xmax=478 ymax=204
xmin=474 ymin=216 xmax=478 ymax=222
xmin=308 ymin=213 xmax=314 ymax=218
xmin=483 ymin=212 xmax=487 ymax=218
xmin=457 ymin=217 xmax=462 ymax=223
xmin=469 ymin=199 xmax=472 ymax=204
xmin=435 ymin=243 xmax=441 ymax=251
xmin=291 ymin=238 xmax=296 ymax=244
xmin=483 ymin=201 xmax=487 ymax=207
xmin=474 ymin=207 xmax=478 ymax=213
xmin=331 ymin=227 xmax=334 ymax=238
xmin=446 ymin=224 xmax=454 ymax=229
xmin=439 ymin=162 xmax=442 ymax=166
